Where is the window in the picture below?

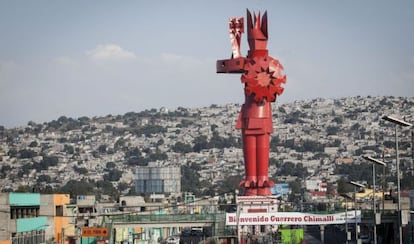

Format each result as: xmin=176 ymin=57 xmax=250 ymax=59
xmin=9 ymin=206 xmax=39 ymax=219
xmin=56 ymin=205 xmax=63 ymax=216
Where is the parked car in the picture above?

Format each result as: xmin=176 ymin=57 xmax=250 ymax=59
xmin=191 ymin=227 xmax=204 ymax=236
xmin=360 ymin=234 xmax=371 ymax=243
xmin=166 ymin=235 xmax=180 ymax=244
xmin=180 ymin=228 xmax=192 ymax=237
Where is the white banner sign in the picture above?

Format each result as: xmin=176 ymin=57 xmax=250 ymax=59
xmin=226 ymin=211 xmax=361 ymax=226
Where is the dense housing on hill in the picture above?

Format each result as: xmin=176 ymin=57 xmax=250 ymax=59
xmin=0 ymin=96 xmax=413 ymax=199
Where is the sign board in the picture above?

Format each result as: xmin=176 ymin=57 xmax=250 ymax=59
xmin=271 ymin=183 xmax=290 ymax=196
xmin=236 ymin=195 xmax=279 ymax=204
xmin=81 ymin=227 xmax=109 ymax=237
xmin=226 ymin=211 xmax=361 ymax=226
xmin=150 ymin=193 xmax=165 ymax=199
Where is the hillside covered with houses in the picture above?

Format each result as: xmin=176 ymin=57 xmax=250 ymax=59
xmin=0 ymin=96 xmax=413 ymax=202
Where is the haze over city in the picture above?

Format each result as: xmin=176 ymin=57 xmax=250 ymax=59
xmin=1 ymin=0 xmax=413 ymax=127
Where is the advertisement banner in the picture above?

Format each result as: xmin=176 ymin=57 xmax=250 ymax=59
xmin=271 ymin=183 xmax=290 ymax=196
xmin=226 ymin=211 xmax=361 ymax=226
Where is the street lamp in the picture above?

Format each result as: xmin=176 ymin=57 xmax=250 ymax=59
xmin=382 ymin=115 xmax=412 ymax=244
xmin=362 ymin=156 xmax=386 ymax=244
xmin=348 ymin=181 xmax=365 ymax=244
xmin=340 ymin=193 xmax=353 ymax=244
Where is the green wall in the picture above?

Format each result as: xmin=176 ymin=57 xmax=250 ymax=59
xmin=9 ymin=192 xmax=40 ymax=206
xmin=280 ymin=228 xmax=304 ymax=244
xmin=17 ymin=217 xmax=47 ymax=232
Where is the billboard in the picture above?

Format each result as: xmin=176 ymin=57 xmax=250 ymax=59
xmin=226 ymin=211 xmax=361 ymax=225
xmin=271 ymin=183 xmax=290 ymax=196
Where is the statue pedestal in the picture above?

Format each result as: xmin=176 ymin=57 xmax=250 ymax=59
xmin=235 ymin=195 xmax=279 ymax=243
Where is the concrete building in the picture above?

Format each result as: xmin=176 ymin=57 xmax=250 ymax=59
xmin=305 ymin=179 xmax=327 ymax=192
xmin=0 ymin=193 xmax=48 ymax=244
xmin=76 ymin=195 xmax=99 ymax=228
xmin=135 ymin=166 xmax=181 ymax=194
xmin=0 ymin=193 xmax=72 ymax=244
xmin=40 ymin=194 xmax=72 ymax=244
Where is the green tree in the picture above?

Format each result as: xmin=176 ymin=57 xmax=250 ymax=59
xmin=181 ymin=163 xmax=202 ymax=196
xmin=103 ymin=169 xmax=123 ymax=182
xmin=148 ymin=150 xmax=168 ymax=161
xmin=0 ymin=165 xmax=12 ymax=178
xmin=33 ymin=156 xmax=59 ymax=171
xmin=37 ymin=174 xmax=52 ymax=183
xmin=334 ymin=163 xmax=372 ymax=183
xmin=296 ymin=140 xmax=324 ymax=153
xmin=96 ymin=180 xmax=119 ymax=199
xmin=326 ymin=182 xmax=336 ymax=197
xmin=63 ymin=144 xmax=75 ymax=154
xmin=332 ymin=116 xmax=343 ymax=124
xmin=178 ymin=119 xmax=193 ymax=128
xmin=17 ymin=163 xmax=32 ymax=177
xmin=351 ymin=123 xmax=361 ymax=131
xmin=288 ymin=179 xmax=302 ymax=202
xmin=114 ymin=138 xmax=126 ymax=150
xmin=7 ymin=148 xmax=18 ymax=157
xmin=73 ymin=166 xmax=88 ymax=175
xmin=156 ymin=139 xmax=164 ymax=146
xmin=337 ymin=177 xmax=354 ymax=194
xmin=326 ymin=126 xmax=340 ymax=135
xmin=18 ymin=149 xmax=37 ymax=158
xmin=216 ymin=175 xmax=243 ymax=195
xmin=59 ymin=180 xmax=95 ymax=198
xmin=106 ymin=162 xmax=116 ymax=169
xmin=274 ymin=162 xmax=308 ymax=178
xmin=126 ymin=147 xmax=142 ymax=158
xmin=28 ymin=141 xmax=38 ymax=147
xmin=132 ymin=125 xmax=166 ymax=137
xmin=16 ymin=185 xmax=32 ymax=192
xmin=283 ymin=111 xmax=306 ymax=124
xmin=270 ymin=135 xmax=281 ymax=151
xmin=118 ymin=182 xmax=129 ymax=192
xmin=98 ymin=144 xmax=107 ymax=153
xmin=172 ymin=142 xmax=193 ymax=153
xmin=193 ymin=135 xmax=209 ymax=152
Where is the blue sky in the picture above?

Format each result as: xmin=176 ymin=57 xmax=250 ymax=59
xmin=1 ymin=1 xmax=413 ymax=127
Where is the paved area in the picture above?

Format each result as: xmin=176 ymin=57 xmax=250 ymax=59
xmin=304 ymin=233 xmax=322 ymax=244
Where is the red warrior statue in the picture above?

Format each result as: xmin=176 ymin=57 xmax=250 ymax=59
xmin=217 ymin=10 xmax=286 ymax=196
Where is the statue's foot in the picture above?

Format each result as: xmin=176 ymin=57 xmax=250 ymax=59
xmin=240 ymin=177 xmax=258 ymax=196
xmin=257 ymin=177 xmax=275 ymax=187
xmin=239 ymin=177 xmax=257 ymax=188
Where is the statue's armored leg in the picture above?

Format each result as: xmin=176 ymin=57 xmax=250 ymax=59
xmin=256 ymin=134 xmax=275 ymax=196
xmin=241 ymin=133 xmax=257 ymax=196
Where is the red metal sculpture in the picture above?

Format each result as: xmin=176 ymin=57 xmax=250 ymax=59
xmin=217 ymin=10 xmax=286 ymax=196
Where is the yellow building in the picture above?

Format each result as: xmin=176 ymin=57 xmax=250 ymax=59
xmin=40 ymin=194 xmax=72 ymax=243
